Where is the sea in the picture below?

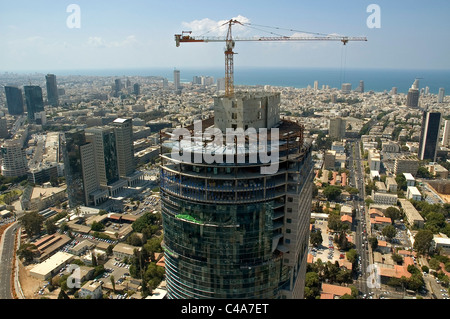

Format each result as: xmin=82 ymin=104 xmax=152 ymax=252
xmin=25 ymin=67 xmax=450 ymax=95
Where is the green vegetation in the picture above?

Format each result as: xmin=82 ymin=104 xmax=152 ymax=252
xmin=323 ymin=185 xmax=342 ymax=201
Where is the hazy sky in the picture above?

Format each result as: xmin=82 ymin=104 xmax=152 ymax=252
xmin=1 ymin=0 xmax=449 ymax=72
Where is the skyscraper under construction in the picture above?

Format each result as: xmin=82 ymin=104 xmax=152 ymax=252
xmin=159 ymin=91 xmax=313 ymax=299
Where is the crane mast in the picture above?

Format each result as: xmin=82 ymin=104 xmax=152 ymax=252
xmin=175 ymin=19 xmax=367 ymax=97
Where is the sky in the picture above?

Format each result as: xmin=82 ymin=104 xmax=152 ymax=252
xmin=1 ymin=0 xmax=450 ymax=73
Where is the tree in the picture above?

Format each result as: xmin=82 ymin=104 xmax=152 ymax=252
xmin=58 ymin=289 xmax=70 ymax=299
xmin=45 ymin=219 xmax=58 ymax=235
xmin=416 ymin=166 xmax=432 ymax=179
xmin=382 ymin=225 xmax=397 ymax=241
xmin=392 ymin=253 xmax=404 ymax=264
xmin=346 ymin=249 xmax=358 ymax=264
xmin=323 ymin=186 xmax=342 ymax=201
xmin=310 ymin=229 xmax=323 ymax=247
xmin=369 ymin=236 xmax=378 ymax=250
xmin=110 ymin=275 xmax=116 ymax=294
xmin=395 ymin=174 xmax=407 ymax=191
xmin=91 ymin=221 xmax=105 ymax=232
xmin=385 ymin=207 xmax=401 ymax=224
xmin=413 ymin=230 xmax=434 ymax=256
xmin=17 ymin=243 xmax=37 ymax=263
xmin=20 ymin=211 xmax=44 ymax=237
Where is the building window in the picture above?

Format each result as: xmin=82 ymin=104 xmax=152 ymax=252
xmin=287 ymin=208 xmax=292 ymax=213
xmin=232 ymin=113 xmax=237 ymax=120
xmin=287 ymin=197 xmax=293 ymax=203
xmin=287 ymin=218 xmax=292 ymax=223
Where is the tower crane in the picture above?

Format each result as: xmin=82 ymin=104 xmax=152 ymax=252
xmin=175 ymin=19 xmax=367 ymax=97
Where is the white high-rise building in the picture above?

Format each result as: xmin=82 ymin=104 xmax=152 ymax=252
xmin=0 ymin=140 xmax=28 ymax=177
xmin=341 ymin=83 xmax=352 ymax=94
xmin=314 ymin=80 xmax=319 ymax=91
xmin=174 ymin=69 xmax=181 ymax=92
xmin=442 ymin=120 xmax=450 ymax=148
xmin=438 ymin=88 xmax=445 ymax=103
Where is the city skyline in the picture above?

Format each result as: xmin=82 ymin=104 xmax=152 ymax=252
xmin=1 ymin=1 xmax=450 ymax=72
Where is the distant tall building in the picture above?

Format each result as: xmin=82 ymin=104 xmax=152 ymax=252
xmin=0 ymin=118 xmax=8 ymax=138
xmin=418 ymin=111 xmax=441 ymax=162
xmin=173 ymin=69 xmax=181 ymax=92
xmin=24 ymin=85 xmax=44 ymax=121
xmin=63 ymin=129 xmax=88 ymax=207
xmin=0 ymin=140 xmax=28 ymax=177
xmin=133 ymin=83 xmax=140 ymax=95
xmin=329 ymin=117 xmax=346 ymax=140
xmin=217 ymin=78 xmax=226 ymax=92
xmin=438 ymin=88 xmax=445 ymax=103
xmin=85 ymin=127 xmax=119 ymax=187
xmin=4 ymin=86 xmax=24 ymax=115
xmin=114 ymin=79 xmax=122 ymax=98
xmin=442 ymin=120 xmax=450 ymax=148
xmin=314 ymin=80 xmax=319 ymax=91
xmin=391 ymin=87 xmax=398 ymax=95
xmin=63 ymin=129 xmax=108 ymax=207
xmin=341 ymin=83 xmax=352 ymax=94
xmin=45 ymin=74 xmax=59 ymax=106
xmin=356 ymin=80 xmax=364 ymax=93
xmin=112 ymin=118 xmax=135 ymax=178
xmin=406 ymin=79 xmax=420 ymax=108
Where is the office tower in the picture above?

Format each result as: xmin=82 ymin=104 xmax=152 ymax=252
xmin=391 ymin=87 xmax=398 ymax=95
xmin=85 ymin=127 xmax=119 ymax=186
xmin=45 ymin=74 xmax=59 ymax=106
xmin=425 ymin=86 xmax=429 ymax=96
xmin=63 ymin=129 xmax=88 ymax=207
xmin=329 ymin=117 xmax=346 ymax=140
xmin=314 ymin=80 xmax=319 ymax=91
xmin=418 ymin=111 xmax=441 ymax=162
xmin=133 ymin=83 xmax=140 ymax=95
xmin=63 ymin=129 xmax=108 ymax=207
xmin=442 ymin=120 xmax=450 ymax=148
xmin=174 ymin=69 xmax=181 ymax=92
xmin=24 ymin=85 xmax=44 ymax=121
xmin=217 ymin=78 xmax=226 ymax=92
xmin=0 ymin=118 xmax=8 ymax=138
xmin=0 ymin=140 xmax=28 ymax=177
xmin=4 ymin=86 xmax=24 ymax=115
xmin=406 ymin=79 xmax=420 ymax=108
xmin=357 ymin=80 xmax=364 ymax=93
xmin=160 ymin=91 xmax=314 ymax=299
xmin=126 ymin=78 xmax=131 ymax=88
xmin=341 ymin=83 xmax=351 ymax=94
xmin=163 ymin=78 xmax=169 ymax=89
xmin=114 ymin=79 xmax=122 ymax=97
xmin=438 ymin=88 xmax=445 ymax=103
xmin=112 ymin=118 xmax=135 ymax=178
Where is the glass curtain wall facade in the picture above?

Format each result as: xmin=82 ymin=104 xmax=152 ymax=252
xmin=160 ymin=119 xmax=313 ymax=299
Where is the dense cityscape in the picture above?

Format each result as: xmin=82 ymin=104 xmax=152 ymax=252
xmin=0 ymin=69 xmax=449 ymax=302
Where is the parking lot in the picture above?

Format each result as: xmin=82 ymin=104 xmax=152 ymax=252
xmin=309 ymin=220 xmax=347 ymax=264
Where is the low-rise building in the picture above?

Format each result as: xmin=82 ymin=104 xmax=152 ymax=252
xmin=432 ymin=234 xmax=450 ymax=255
xmin=78 ymin=280 xmax=103 ymax=299
xmin=398 ymin=199 xmax=424 ymax=229
xmin=403 ymin=173 xmax=415 ymax=187
xmin=113 ymin=243 xmax=140 ymax=261
xmin=320 ymin=283 xmax=352 ymax=299
xmin=407 ymin=186 xmax=422 ymax=201
xmin=385 ymin=177 xmax=398 ymax=193
xmin=372 ymin=190 xmax=398 ymax=206
xmin=29 ymin=251 xmax=74 ymax=280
